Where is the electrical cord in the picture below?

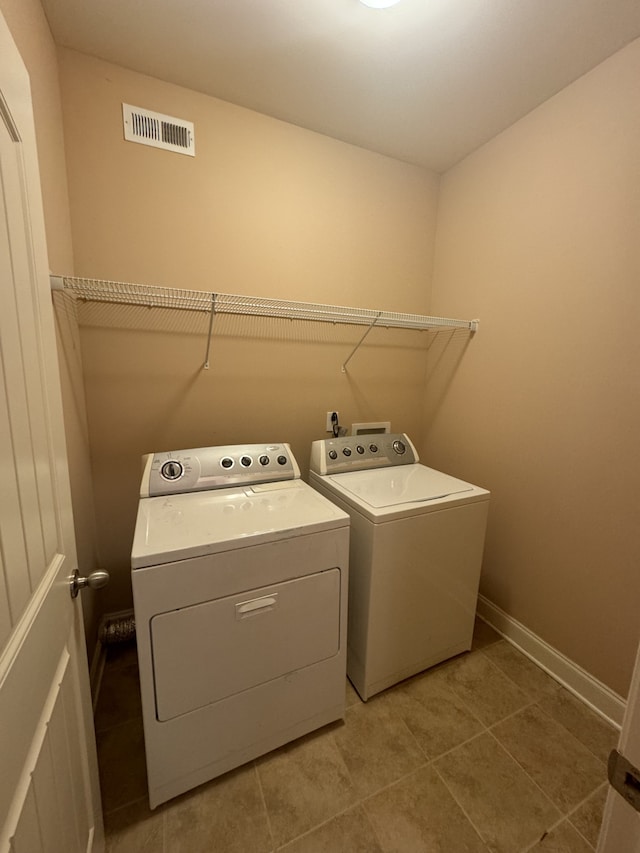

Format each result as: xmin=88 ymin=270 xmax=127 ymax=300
xmin=331 ymin=412 xmax=340 ymax=438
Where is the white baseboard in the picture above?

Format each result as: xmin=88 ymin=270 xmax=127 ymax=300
xmin=476 ymin=595 xmax=625 ymax=730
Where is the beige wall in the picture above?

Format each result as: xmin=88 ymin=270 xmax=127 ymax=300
xmin=0 ymin=1 xmax=101 ymax=650
xmin=57 ymin=49 xmax=440 ymax=613
xmin=426 ymin=39 xmax=640 ymax=697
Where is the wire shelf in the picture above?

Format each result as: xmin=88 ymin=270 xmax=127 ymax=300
xmin=51 ymin=276 xmax=479 ymax=333
xmin=51 ymin=275 xmax=478 ymax=371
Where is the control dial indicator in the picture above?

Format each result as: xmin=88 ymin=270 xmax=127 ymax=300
xmin=161 ymin=460 xmax=184 ymax=481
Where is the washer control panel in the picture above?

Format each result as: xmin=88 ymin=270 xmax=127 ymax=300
xmin=141 ymin=443 xmax=300 ymax=497
xmin=309 ymin=433 xmax=419 ymax=476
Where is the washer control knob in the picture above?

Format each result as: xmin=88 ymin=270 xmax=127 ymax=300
xmin=328 ymin=450 xmax=338 ymax=460
xmin=356 ymin=445 xmax=365 ymax=454
xmin=343 ymin=448 xmax=352 ymax=457
xmin=221 ymin=457 xmax=234 ymax=469
xmin=259 ymin=455 xmax=270 ymax=466
xmin=277 ymin=455 xmax=287 ymax=465
xmin=369 ymin=444 xmax=378 ymax=453
xmin=161 ymin=460 xmax=183 ymax=480
xmin=240 ymin=456 xmax=252 ymax=467
xmin=392 ymin=439 xmax=406 ymax=455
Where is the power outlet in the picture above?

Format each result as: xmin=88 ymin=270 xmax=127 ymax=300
xmin=326 ymin=411 xmax=339 ymax=432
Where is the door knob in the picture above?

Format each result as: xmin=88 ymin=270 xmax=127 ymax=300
xmin=69 ymin=568 xmax=110 ymax=599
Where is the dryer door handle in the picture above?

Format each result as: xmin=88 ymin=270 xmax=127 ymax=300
xmin=236 ymin=594 xmax=278 ymax=618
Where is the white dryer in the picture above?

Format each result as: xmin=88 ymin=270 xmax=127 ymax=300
xmin=131 ymin=443 xmax=349 ymax=808
xmin=309 ymin=434 xmax=489 ymax=702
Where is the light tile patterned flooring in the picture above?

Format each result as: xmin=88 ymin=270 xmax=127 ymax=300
xmin=97 ymin=620 xmax=617 ymax=852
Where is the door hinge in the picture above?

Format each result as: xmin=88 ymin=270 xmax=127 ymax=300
xmin=608 ymin=749 xmax=640 ymax=813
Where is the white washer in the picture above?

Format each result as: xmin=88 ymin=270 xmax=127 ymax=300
xmin=131 ymin=443 xmax=349 ymax=808
xmin=309 ymin=433 xmax=489 ymax=702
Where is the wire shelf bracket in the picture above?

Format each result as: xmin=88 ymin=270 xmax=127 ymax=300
xmin=51 ymin=275 xmax=479 ymax=370
xmin=203 ymin=293 xmax=216 ymax=370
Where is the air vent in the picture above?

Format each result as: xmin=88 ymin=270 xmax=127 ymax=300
xmin=122 ymin=104 xmax=195 ymax=156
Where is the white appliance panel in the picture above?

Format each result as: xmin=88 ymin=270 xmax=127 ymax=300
xmin=356 ymin=501 xmax=489 ymax=696
xmin=151 ymin=568 xmax=341 ymax=720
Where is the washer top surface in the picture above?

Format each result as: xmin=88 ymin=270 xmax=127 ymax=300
xmin=328 ymin=464 xmax=474 ymax=507
xmin=132 ymin=479 xmax=349 ymax=569
xmin=309 ymin=434 xmax=489 ymax=522
xmin=313 ymin=464 xmax=489 ymax=522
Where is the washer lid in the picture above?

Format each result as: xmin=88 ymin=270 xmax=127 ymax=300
xmin=327 ymin=464 xmax=477 ymax=508
xmin=131 ymin=480 xmax=349 ymax=569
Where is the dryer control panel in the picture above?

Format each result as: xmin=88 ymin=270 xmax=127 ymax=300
xmin=309 ymin=433 xmax=419 ymax=476
xmin=141 ymin=443 xmax=301 ymax=497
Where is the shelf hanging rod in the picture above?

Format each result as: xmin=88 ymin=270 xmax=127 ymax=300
xmin=51 ymin=275 xmax=479 ymax=334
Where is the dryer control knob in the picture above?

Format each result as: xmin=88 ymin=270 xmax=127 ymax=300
xmin=328 ymin=450 xmax=338 ymax=460
xmin=259 ymin=455 xmax=270 ymax=466
xmin=392 ymin=440 xmax=406 ymax=455
xmin=161 ymin=460 xmax=183 ymax=480
xmin=240 ymin=456 xmax=252 ymax=467
xmin=277 ymin=455 xmax=287 ymax=465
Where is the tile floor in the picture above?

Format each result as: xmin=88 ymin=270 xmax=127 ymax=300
xmin=96 ymin=619 xmax=618 ymax=852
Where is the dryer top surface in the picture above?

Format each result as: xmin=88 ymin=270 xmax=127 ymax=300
xmin=131 ymin=479 xmax=348 ymax=569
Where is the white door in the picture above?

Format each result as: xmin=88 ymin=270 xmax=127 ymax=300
xmin=0 ymin=13 xmax=103 ymax=853
xmin=598 ymin=640 xmax=640 ymax=852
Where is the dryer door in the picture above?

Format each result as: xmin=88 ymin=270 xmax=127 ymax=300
xmin=151 ymin=568 xmax=341 ymax=720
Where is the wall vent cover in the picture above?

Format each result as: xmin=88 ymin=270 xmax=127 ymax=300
xmin=122 ymin=103 xmax=195 ymax=156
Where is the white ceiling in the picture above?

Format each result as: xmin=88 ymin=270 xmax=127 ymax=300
xmin=41 ymin=0 xmax=640 ymax=172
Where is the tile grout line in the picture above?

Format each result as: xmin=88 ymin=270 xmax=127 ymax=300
xmin=487 ymin=717 xmax=607 ymax=824
xmin=479 ymin=644 xmax=616 ymax=767
xmin=252 ymin=760 xmax=278 ymax=853
xmin=486 ymin=725 xmax=564 ymax=808
xmin=477 ymin=643 xmax=618 ymax=759
xmin=563 ymin=780 xmax=609 ymax=851
xmin=532 ymin=702 xmax=614 ymax=766
xmin=518 ymin=815 xmax=573 ymax=853
xmin=434 ymin=648 xmax=538 ymax=730
xmin=430 ymin=758 xmax=492 ymax=850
